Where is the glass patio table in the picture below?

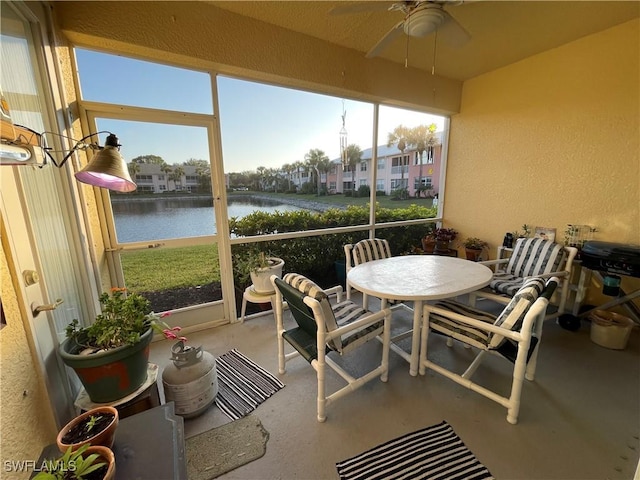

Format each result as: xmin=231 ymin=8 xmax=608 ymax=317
xmin=347 ymin=255 xmax=493 ymax=375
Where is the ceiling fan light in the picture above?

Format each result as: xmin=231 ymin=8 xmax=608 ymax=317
xmin=404 ymin=7 xmax=446 ymax=37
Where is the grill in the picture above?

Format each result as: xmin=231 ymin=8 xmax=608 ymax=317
xmin=580 ymin=241 xmax=640 ymax=278
xmin=574 ymin=241 xmax=640 ymax=326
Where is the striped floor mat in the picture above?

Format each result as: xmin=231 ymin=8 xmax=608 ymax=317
xmin=336 ymin=421 xmax=493 ymax=480
xmin=214 ymin=349 xmax=285 ymax=421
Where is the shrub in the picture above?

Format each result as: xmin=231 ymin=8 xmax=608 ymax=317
xmin=229 ymin=204 xmax=436 ymax=288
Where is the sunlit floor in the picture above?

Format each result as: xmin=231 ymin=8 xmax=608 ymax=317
xmin=149 ymin=292 xmax=640 ymax=480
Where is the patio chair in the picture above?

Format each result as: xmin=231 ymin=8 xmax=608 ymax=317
xmin=471 ymin=237 xmax=577 ymax=320
xmin=271 ymin=273 xmax=392 ymax=422
xmin=344 ymin=238 xmax=392 ymax=308
xmin=419 ymin=276 xmax=558 ymax=424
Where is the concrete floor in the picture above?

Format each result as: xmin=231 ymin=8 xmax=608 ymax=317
xmin=149 ymin=294 xmax=640 ymax=480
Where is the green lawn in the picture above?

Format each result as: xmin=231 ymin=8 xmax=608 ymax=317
xmin=121 ymin=244 xmax=220 ymax=292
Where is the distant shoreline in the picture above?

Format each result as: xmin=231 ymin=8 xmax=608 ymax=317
xmin=110 ymin=192 xmax=336 ymax=212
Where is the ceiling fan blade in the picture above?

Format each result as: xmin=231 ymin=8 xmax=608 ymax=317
xmin=329 ymin=2 xmax=394 ymax=15
xmin=366 ymin=20 xmax=405 ymax=58
xmin=439 ymin=11 xmax=471 ymax=47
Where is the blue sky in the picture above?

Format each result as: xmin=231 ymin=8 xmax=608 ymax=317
xmin=76 ymin=48 xmax=445 ymax=172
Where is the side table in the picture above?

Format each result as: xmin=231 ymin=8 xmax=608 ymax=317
xmin=75 ymin=363 xmax=160 ymax=419
xmin=240 ymin=286 xmax=276 ymax=322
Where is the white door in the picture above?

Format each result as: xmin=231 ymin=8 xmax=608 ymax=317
xmin=1 ymin=168 xmax=80 ymax=427
xmin=1 ymin=2 xmax=92 ymax=427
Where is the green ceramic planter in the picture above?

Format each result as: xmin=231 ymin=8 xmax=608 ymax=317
xmin=59 ymin=328 xmax=153 ymax=403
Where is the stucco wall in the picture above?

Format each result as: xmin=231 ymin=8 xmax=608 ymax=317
xmin=0 ymin=232 xmax=57 ymax=479
xmin=445 ymin=19 xmax=639 ymax=298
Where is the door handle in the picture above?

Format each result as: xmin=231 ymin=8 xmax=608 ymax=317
xmin=32 ymin=299 xmax=64 ymax=316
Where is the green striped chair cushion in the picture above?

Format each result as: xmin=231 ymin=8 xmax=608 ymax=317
xmin=283 ymin=273 xmax=383 ymax=353
xmin=429 ymin=277 xmax=547 ymax=350
xmin=490 ymin=238 xmax=565 ymax=296
xmin=429 ymin=300 xmax=497 ymax=350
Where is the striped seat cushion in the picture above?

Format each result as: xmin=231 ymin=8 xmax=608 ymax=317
xmin=428 ymin=277 xmax=547 ymax=349
xmin=490 ymin=273 xmax=525 ymax=296
xmin=491 ymin=238 xmax=565 ymax=296
xmin=283 ymin=273 xmax=383 ymax=353
xmin=429 ymin=300 xmax=497 ymax=350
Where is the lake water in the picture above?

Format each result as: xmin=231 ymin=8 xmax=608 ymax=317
xmin=112 ymin=196 xmax=306 ymax=243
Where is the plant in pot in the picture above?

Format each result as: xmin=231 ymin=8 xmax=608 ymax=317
xmin=434 ymin=228 xmax=458 ymax=253
xmin=462 ymin=237 xmax=488 ymax=261
xmin=33 ymin=443 xmax=115 ymax=480
xmin=235 ymin=250 xmax=285 ymax=295
xmin=421 ymin=226 xmax=437 ymax=253
xmin=56 ymin=406 xmax=119 ymax=452
xmin=59 ymin=288 xmax=183 ymax=403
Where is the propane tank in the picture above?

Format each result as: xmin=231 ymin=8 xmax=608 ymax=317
xmin=162 ymin=341 xmax=218 ymax=418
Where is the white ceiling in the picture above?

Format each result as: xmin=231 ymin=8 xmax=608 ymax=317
xmin=210 ymin=1 xmax=639 ymax=82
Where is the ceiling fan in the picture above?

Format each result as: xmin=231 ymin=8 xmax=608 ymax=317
xmin=330 ymin=1 xmax=471 ymax=59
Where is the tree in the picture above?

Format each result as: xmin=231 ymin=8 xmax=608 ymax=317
xmin=170 ymin=166 xmax=185 ymax=190
xmin=387 ymin=125 xmax=412 ymax=200
xmin=281 ymin=163 xmax=294 ymax=191
xmin=131 ymin=154 xmax=165 ymax=165
xmin=344 ymin=144 xmax=362 ymax=193
xmin=409 ymin=123 xmax=439 ymax=198
xmin=304 ymin=148 xmax=329 ymax=195
xmin=195 ymin=166 xmax=211 ymax=193
xmin=292 ymin=160 xmax=304 ymax=192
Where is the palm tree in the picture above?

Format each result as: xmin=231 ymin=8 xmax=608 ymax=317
xmin=292 ymin=160 xmax=304 ymax=191
xmin=316 ymin=156 xmax=332 ymax=194
xmin=256 ymin=166 xmax=267 ymax=191
xmin=281 ymin=163 xmax=294 ymax=191
xmin=304 ymin=148 xmax=328 ymax=195
xmin=410 ymin=123 xmax=439 ymax=198
xmin=159 ymin=163 xmax=172 ymax=191
xmin=170 ymin=166 xmax=185 ymax=191
xmin=345 ymin=144 xmax=362 ymax=193
xmin=387 ymin=125 xmax=411 ymax=199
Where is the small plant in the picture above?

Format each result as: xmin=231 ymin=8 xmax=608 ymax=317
xmin=234 ymin=249 xmax=280 ymax=286
xmin=434 ymin=228 xmax=458 ymax=242
xmin=65 ymin=288 xmax=185 ymax=352
xmin=463 ymin=237 xmax=488 ymax=250
xmin=85 ymin=415 xmax=100 ymax=433
xmin=513 ymin=224 xmax=532 ymax=238
xmin=33 ymin=444 xmax=107 ymax=480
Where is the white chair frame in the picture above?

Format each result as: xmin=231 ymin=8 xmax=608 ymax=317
xmin=420 ymin=278 xmax=558 ymax=424
xmin=271 ymin=275 xmax=392 ymax=422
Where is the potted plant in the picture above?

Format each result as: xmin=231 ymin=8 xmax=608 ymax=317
xmin=58 ymin=288 xmax=183 ymax=403
xmin=56 ymin=406 xmax=119 ymax=452
xmin=421 ymin=226 xmax=437 ymax=253
xmin=434 ymin=228 xmax=458 ymax=253
xmin=462 ymin=237 xmax=488 ymax=261
xmin=235 ymin=251 xmax=284 ymax=294
xmin=34 ymin=443 xmax=115 ymax=480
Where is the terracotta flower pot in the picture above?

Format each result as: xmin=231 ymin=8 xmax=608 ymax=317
xmin=465 ymin=247 xmax=483 ymax=261
xmin=56 ymin=406 xmax=119 ymax=453
xmin=86 ymin=445 xmax=116 ymax=480
xmin=421 ymin=237 xmax=436 ymax=253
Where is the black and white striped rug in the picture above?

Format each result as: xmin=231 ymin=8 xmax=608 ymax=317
xmin=214 ymin=349 xmax=284 ymax=421
xmin=336 ymin=421 xmax=493 ymax=480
